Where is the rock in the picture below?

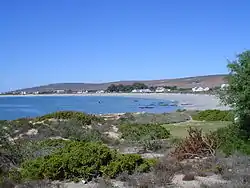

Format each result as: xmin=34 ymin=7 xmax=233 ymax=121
xmin=111 ymin=180 xmax=127 ymax=188
xmin=104 ymin=131 xmax=120 ymax=139
xmin=59 ymin=181 xmax=98 ymax=188
xmin=26 ymin=128 xmax=38 ymax=136
xmin=172 ymin=174 xmax=200 ymax=188
xmin=81 ymin=180 xmax=87 ymax=184
xmin=121 ymin=146 xmax=143 ymax=154
xmin=140 ymin=153 xmax=165 ymax=159
xmin=172 ymin=174 xmax=230 ymax=188
xmin=49 ymin=136 xmax=70 ymax=141
xmin=195 ymin=174 xmax=229 ymax=185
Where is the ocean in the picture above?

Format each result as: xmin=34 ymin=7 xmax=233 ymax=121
xmin=0 ymin=96 xmax=179 ymax=120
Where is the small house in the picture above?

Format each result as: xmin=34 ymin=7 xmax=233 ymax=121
xmin=155 ymin=87 xmax=166 ymax=93
xmin=56 ymin=90 xmax=65 ymax=94
xmin=96 ymin=90 xmax=105 ymax=93
xmin=203 ymin=87 xmax=210 ymax=91
xmin=131 ymin=89 xmax=138 ymax=93
xmin=192 ymin=87 xmax=204 ymax=92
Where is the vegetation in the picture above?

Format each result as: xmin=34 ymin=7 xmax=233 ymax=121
xmin=215 ymin=124 xmax=250 ymax=156
xmin=35 ymin=111 xmax=102 ymax=124
xmin=220 ymin=50 xmax=250 ymax=137
xmin=106 ymin=83 xmax=180 ymax=93
xmin=116 ymin=112 xmax=190 ymax=125
xmin=20 ymin=141 xmax=154 ymax=181
xmin=119 ymin=124 xmax=170 ymax=141
xmin=192 ymin=109 xmax=233 ymax=121
xmin=3 ymin=49 xmax=250 ymax=187
xmin=1 ymin=107 xmax=250 ymax=187
xmin=171 ymin=127 xmax=220 ymax=160
xmin=162 ymin=121 xmax=229 ymax=138
xmin=106 ymin=82 xmax=148 ymax=93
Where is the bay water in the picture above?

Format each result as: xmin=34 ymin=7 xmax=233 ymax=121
xmin=0 ymin=96 xmax=179 ymax=120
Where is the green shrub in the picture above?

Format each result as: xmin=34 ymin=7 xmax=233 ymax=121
xmin=176 ymin=109 xmax=186 ymax=112
xmin=35 ymin=111 xmax=102 ymax=125
xmin=119 ymin=124 xmax=170 ymax=141
xmin=102 ymin=154 xmax=154 ymax=178
xmin=215 ymin=124 xmax=250 ymax=156
xmin=20 ymin=141 xmax=152 ymax=181
xmin=18 ymin=139 xmax=70 ymax=162
xmin=117 ymin=112 xmax=190 ymax=125
xmin=52 ymin=119 xmax=103 ymax=142
xmin=38 ymin=139 xmax=69 ymax=148
xmin=192 ymin=110 xmax=234 ymax=121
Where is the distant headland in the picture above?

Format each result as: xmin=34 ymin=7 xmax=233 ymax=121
xmin=1 ymin=74 xmax=228 ymax=95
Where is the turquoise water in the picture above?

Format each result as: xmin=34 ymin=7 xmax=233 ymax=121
xmin=0 ymin=96 xmax=179 ymax=120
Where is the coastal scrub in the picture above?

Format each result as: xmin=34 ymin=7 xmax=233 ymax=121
xmin=35 ymin=111 xmax=102 ymax=125
xmin=119 ymin=123 xmax=170 ymax=141
xmin=20 ymin=141 xmax=154 ymax=181
xmin=192 ymin=110 xmax=233 ymax=121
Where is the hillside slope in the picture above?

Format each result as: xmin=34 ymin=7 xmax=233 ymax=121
xmin=18 ymin=74 xmax=227 ymax=92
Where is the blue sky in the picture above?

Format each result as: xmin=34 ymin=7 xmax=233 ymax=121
xmin=1 ymin=0 xmax=250 ymax=92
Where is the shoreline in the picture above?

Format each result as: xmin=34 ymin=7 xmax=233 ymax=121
xmin=0 ymin=93 xmax=229 ymax=111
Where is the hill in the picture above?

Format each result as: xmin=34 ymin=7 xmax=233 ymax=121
xmin=17 ymin=74 xmax=227 ymax=92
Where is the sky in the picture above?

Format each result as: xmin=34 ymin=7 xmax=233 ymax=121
xmin=1 ymin=0 xmax=250 ymax=92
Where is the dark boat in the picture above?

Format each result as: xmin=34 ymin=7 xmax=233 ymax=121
xmin=138 ymin=106 xmax=155 ymax=109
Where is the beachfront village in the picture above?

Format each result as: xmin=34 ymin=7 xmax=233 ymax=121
xmin=0 ymin=83 xmax=229 ymax=96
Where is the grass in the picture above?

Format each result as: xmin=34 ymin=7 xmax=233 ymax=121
xmin=162 ymin=121 xmax=230 ymax=138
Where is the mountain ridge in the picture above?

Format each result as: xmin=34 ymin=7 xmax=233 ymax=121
xmin=16 ymin=74 xmax=228 ymax=92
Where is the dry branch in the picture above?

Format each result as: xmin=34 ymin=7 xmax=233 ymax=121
xmin=172 ymin=127 xmax=221 ymax=160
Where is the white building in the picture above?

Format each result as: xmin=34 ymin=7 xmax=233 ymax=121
xmin=96 ymin=90 xmax=105 ymax=93
xmin=33 ymin=91 xmax=39 ymax=95
xmin=77 ymin=90 xmax=88 ymax=94
xmin=56 ymin=90 xmax=65 ymax=94
xmin=20 ymin=91 xmax=27 ymax=95
xmin=203 ymin=87 xmax=210 ymax=91
xmin=155 ymin=87 xmax=166 ymax=93
xmin=131 ymin=89 xmax=138 ymax=93
xmin=141 ymin=89 xmax=152 ymax=93
xmin=131 ymin=89 xmax=152 ymax=93
xmin=192 ymin=87 xmax=205 ymax=92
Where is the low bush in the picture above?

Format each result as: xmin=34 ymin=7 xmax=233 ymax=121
xmin=218 ymin=153 xmax=250 ymax=187
xmin=124 ymin=157 xmax=183 ymax=187
xmin=14 ymin=118 xmax=104 ymax=142
xmin=117 ymin=112 xmax=190 ymax=125
xmin=119 ymin=124 xmax=170 ymax=141
xmin=102 ymin=154 xmax=155 ymax=178
xmin=192 ymin=110 xmax=234 ymax=121
xmin=0 ymin=123 xmax=23 ymax=177
xmin=35 ymin=111 xmax=102 ymax=125
xmin=19 ymin=139 xmax=70 ymax=161
xmin=172 ymin=127 xmax=220 ymax=160
xmin=215 ymin=124 xmax=250 ymax=156
xmin=20 ymin=141 xmax=153 ymax=181
xmin=51 ymin=119 xmax=103 ymax=142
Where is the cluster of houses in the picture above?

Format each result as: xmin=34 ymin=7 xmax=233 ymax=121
xmin=191 ymin=86 xmax=210 ymax=92
xmin=131 ymin=89 xmax=152 ymax=93
xmin=8 ymin=90 xmax=89 ymax=95
xmin=131 ymin=87 xmax=171 ymax=93
xmin=191 ymin=83 xmax=229 ymax=92
xmin=2 ymin=83 xmax=230 ymax=96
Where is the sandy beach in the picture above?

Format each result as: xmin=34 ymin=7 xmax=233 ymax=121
xmin=0 ymin=93 xmax=229 ymax=111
